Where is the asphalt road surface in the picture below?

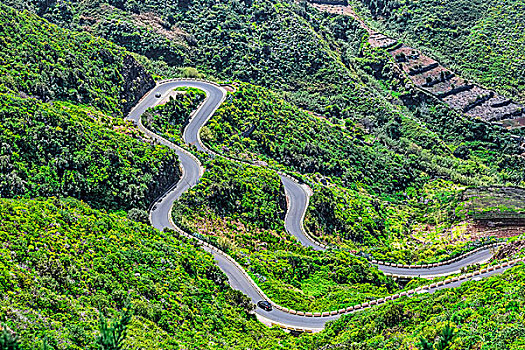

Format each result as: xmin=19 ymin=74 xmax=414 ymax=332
xmin=377 ymin=248 xmax=494 ymax=278
xmin=127 ymin=80 xmax=517 ymax=331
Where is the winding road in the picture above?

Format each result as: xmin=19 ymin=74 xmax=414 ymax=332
xmin=127 ymin=79 xmax=520 ymax=332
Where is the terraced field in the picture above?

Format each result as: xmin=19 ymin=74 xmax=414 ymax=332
xmin=310 ymin=3 xmax=525 ymax=129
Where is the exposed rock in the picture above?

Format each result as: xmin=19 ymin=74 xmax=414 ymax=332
xmin=120 ymin=54 xmax=155 ymax=114
xmin=492 ymin=240 xmax=525 ymax=261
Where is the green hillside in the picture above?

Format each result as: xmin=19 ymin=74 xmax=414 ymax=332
xmin=0 ymin=4 xmax=179 ymax=212
xmin=353 ymin=0 xmax=525 ymax=102
xmin=202 ymin=83 xmax=524 ymax=257
xmin=3 ymin=197 xmax=525 ymax=349
xmin=0 ymin=197 xmax=295 ymax=349
xmin=0 ymin=4 xmax=154 ymax=115
xmin=1 ymin=0 xmax=525 ymax=348
xmin=316 ymin=263 xmax=525 ymax=349
xmin=2 ymin=0 xmax=394 ymax=118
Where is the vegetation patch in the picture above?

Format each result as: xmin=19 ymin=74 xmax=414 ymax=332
xmin=141 ymin=87 xmax=206 ymax=146
xmin=0 ymin=197 xmax=296 ymax=349
xmin=0 ymin=93 xmax=179 ymax=212
xmin=171 ymin=157 xmax=395 ymax=311
xmin=317 ymin=264 xmax=525 ymax=349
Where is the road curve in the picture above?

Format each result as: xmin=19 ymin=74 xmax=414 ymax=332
xmin=127 ymin=80 xmax=340 ymax=329
xmin=127 ymin=79 xmax=518 ymax=331
xmin=378 ymin=248 xmax=494 ymax=278
xmin=280 ymin=175 xmax=325 ymax=251
xmin=160 ymin=81 xmax=500 ymax=277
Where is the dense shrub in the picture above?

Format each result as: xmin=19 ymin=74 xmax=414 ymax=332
xmin=0 ymin=198 xmax=294 ymax=349
xmin=0 ymin=93 xmax=180 ymax=211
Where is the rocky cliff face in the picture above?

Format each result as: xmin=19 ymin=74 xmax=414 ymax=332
xmin=120 ymin=54 xmax=155 ymax=114
xmin=493 ymin=240 xmax=525 ymax=260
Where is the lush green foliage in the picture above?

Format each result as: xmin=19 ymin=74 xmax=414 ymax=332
xmin=305 ymin=184 xmax=387 ymax=247
xmin=171 ymin=157 xmax=395 ymax=311
xmin=244 ymin=249 xmax=394 ymax=312
xmin=142 ymin=87 xmax=206 ymax=145
xmin=0 ymin=324 xmax=20 ymax=350
xmin=173 ymin=157 xmax=286 ymax=233
xmin=0 ymin=93 xmax=179 ymax=211
xmin=0 ymin=198 xmax=295 ymax=349
xmin=96 ymin=307 xmax=132 ymax=350
xmin=202 ymin=83 xmax=524 ymax=259
xmin=0 ymin=4 xmax=153 ymax=115
xmin=315 ymin=264 xmax=525 ymax=349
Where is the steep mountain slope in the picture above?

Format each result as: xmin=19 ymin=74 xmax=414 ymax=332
xmin=316 ymin=263 xmax=525 ymax=349
xmin=0 ymin=4 xmax=178 ymax=211
xmin=0 ymin=197 xmax=295 ymax=349
xmin=2 ymin=0 xmax=393 ymax=118
xmin=0 ymin=4 xmax=154 ymax=115
xmin=1 ymin=0 xmax=524 ymax=348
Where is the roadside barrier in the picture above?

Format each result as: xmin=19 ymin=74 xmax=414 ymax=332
xmin=129 ymin=79 xmax=524 ymax=332
xmin=145 ymin=81 xmax=504 ymax=271
xmin=371 ymin=242 xmax=503 ymax=269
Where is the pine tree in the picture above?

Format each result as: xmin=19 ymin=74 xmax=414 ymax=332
xmin=96 ymin=305 xmax=133 ymax=350
xmin=0 ymin=324 xmax=20 ymax=350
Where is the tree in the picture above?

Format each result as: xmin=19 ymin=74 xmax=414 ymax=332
xmin=418 ymin=323 xmax=456 ymax=350
xmin=418 ymin=337 xmax=433 ymax=350
xmin=436 ymin=323 xmax=455 ymax=350
xmin=96 ymin=305 xmax=133 ymax=350
xmin=0 ymin=324 xmax=20 ymax=350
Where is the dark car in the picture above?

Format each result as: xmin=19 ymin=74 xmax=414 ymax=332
xmin=257 ymin=300 xmax=272 ymax=311
xmin=155 ymin=92 xmax=162 ymax=98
